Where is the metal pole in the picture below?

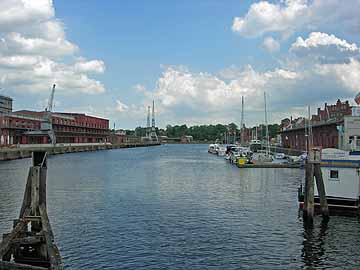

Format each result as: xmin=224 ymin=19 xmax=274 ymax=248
xmin=264 ymin=92 xmax=269 ymax=156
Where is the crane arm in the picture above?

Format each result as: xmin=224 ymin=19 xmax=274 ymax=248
xmin=47 ymin=84 xmax=56 ymax=112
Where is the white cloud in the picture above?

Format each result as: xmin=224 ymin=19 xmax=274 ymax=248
xmin=0 ymin=32 xmax=78 ymax=57
xmin=0 ymin=0 xmax=54 ymax=31
xmin=262 ymin=37 xmax=280 ymax=53
xmin=0 ymin=55 xmax=39 ymax=68
xmin=133 ymin=33 xmax=360 ymax=126
xmin=115 ymin=100 xmax=129 ymax=112
xmin=232 ymin=0 xmax=308 ymax=37
xmin=315 ymin=59 xmax=360 ymax=93
xmin=74 ymin=59 xmax=105 ymax=73
xmin=145 ymin=65 xmax=303 ymax=125
xmin=232 ymin=0 xmax=360 ymax=38
xmin=134 ymin=84 xmax=146 ymax=93
xmin=290 ymin=32 xmax=359 ymax=63
xmin=0 ymin=0 xmax=106 ymax=96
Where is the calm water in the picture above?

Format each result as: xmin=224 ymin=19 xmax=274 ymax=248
xmin=1 ymin=144 xmax=360 ymax=269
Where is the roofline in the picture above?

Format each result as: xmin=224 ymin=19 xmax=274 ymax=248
xmin=280 ymin=119 xmax=343 ymax=133
xmin=0 ymin=94 xmax=13 ymax=100
xmin=12 ymin=110 xmax=109 ymax=121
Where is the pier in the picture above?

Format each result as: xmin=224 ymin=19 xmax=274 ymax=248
xmin=0 ymin=142 xmax=160 ymax=161
xmin=236 ymin=163 xmax=301 ymax=168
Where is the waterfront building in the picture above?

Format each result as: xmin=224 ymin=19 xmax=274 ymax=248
xmin=281 ymin=119 xmax=340 ymax=150
xmin=0 ymin=110 xmax=109 ymax=145
xmin=280 ymin=99 xmax=356 ymax=151
xmin=0 ymin=95 xmax=12 ymax=114
xmin=311 ymin=99 xmax=351 ymax=122
xmin=180 ymin=135 xmax=193 ymax=143
xmin=338 ymin=115 xmax=360 ymax=151
xmin=109 ymin=129 xmax=140 ymax=144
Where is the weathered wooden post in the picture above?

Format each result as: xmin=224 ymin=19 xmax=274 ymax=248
xmin=303 ymin=148 xmax=329 ymax=222
xmin=0 ymin=151 xmax=63 ymax=270
xmin=303 ymin=159 xmax=315 ymax=222
xmin=313 ymin=149 xmax=329 ymax=220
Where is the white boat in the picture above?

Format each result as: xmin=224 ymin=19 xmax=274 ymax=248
xmin=249 ymin=139 xmax=262 ymax=152
xmin=208 ymin=144 xmax=217 ymax=154
xmin=208 ymin=143 xmax=221 ymax=154
xmin=252 ymin=151 xmax=273 ymax=163
xmin=274 ymin=153 xmax=286 ymax=159
xmin=298 ymin=148 xmax=360 ymax=213
xmin=217 ymin=146 xmax=227 ymax=156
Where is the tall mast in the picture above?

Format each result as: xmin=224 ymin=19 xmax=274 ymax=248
xmin=146 ymin=106 xmax=151 ymax=139
xmin=264 ymin=92 xmax=269 ymax=156
xmin=240 ymin=96 xmax=244 ymax=145
xmin=151 ymin=100 xmax=155 ymax=129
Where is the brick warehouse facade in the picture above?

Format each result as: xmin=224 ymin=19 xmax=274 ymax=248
xmin=280 ymin=99 xmax=353 ymax=151
xmin=0 ymin=110 xmax=109 ymax=145
xmin=281 ymin=120 xmax=341 ymax=151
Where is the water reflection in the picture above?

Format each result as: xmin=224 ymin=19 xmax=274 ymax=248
xmin=302 ymin=219 xmax=328 ymax=269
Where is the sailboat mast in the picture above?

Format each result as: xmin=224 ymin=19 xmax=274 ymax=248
xmin=264 ymin=92 xmax=269 ymax=156
xmin=240 ymin=96 xmax=244 ymax=145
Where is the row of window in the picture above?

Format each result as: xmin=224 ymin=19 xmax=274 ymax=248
xmin=3 ymin=119 xmax=40 ymax=129
xmin=53 ymin=125 xmax=108 ymax=134
xmin=53 ymin=117 xmax=108 ymax=129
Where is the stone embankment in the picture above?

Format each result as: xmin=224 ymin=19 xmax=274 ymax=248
xmin=0 ymin=142 xmax=160 ymax=161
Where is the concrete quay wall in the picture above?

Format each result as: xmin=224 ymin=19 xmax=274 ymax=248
xmin=0 ymin=143 xmax=160 ymax=161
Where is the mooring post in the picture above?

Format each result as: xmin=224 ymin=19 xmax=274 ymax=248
xmin=303 ymin=159 xmax=314 ymax=222
xmin=313 ymin=149 xmax=329 ymax=220
xmin=0 ymin=150 xmax=63 ymax=269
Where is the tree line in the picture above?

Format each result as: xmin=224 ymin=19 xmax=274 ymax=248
xmin=131 ymin=123 xmax=280 ymax=142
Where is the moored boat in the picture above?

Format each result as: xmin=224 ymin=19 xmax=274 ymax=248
xmin=249 ymin=139 xmax=262 ymax=152
xmin=208 ymin=144 xmax=219 ymax=154
xmin=217 ymin=146 xmax=227 ymax=156
xmin=298 ymin=148 xmax=360 ymax=214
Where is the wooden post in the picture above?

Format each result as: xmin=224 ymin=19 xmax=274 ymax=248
xmin=303 ymin=162 xmax=315 ymax=222
xmin=314 ymin=163 xmax=329 ymax=220
xmin=0 ymin=151 xmax=63 ymax=269
xmin=303 ymin=148 xmax=329 ymax=222
xmin=30 ymin=167 xmax=40 ymax=216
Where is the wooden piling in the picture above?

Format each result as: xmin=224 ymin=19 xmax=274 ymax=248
xmin=303 ymin=162 xmax=315 ymax=222
xmin=314 ymin=163 xmax=329 ymax=220
xmin=0 ymin=151 xmax=63 ymax=269
xmin=303 ymin=148 xmax=329 ymax=222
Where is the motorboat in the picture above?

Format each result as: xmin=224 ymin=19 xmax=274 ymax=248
xmin=251 ymin=150 xmax=273 ymax=164
xmin=249 ymin=139 xmax=262 ymax=152
xmin=274 ymin=153 xmax=286 ymax=159
xmin=208 ymin=144 xmax=217 ymax=154
xmin=217 ymin=146 xmax=227 ymax=156
xmin=298 ymin=148 xmax=360 ymax=213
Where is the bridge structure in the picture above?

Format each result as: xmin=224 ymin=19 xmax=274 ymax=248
xmin=0 ymin=151 xmax=63 ymax=269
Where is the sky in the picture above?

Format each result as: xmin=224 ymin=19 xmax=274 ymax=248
xmin=0 ymin=0 xmax=360 ymax=129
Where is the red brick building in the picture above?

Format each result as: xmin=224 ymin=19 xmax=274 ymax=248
xmin=0 ymin=110 xmax=109 ymax=145
xmin=311 ymin=99 xmax=351 ymax=122
xmin=281 ymin=120 xmax=341 ymax=150
xmin=280 ymin=99 xmax=352 ymax=150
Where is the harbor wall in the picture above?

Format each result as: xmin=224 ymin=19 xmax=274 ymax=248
xmin=0 ymin=142 xmax=160 ymax=161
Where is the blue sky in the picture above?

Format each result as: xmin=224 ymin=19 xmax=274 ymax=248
xmin=1 ymin=0 xmax=360 ymax=129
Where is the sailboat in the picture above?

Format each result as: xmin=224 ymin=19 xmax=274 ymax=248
xmin=252 ymin=92 xmax=273 ymax=163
